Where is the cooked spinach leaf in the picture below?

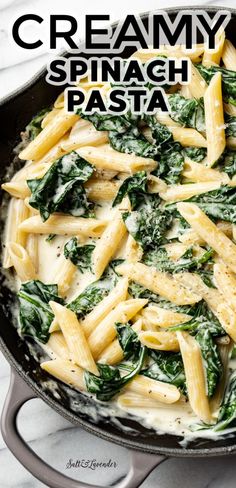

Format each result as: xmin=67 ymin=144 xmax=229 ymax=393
xmin=218 ymin=150 xmax=236 ymax=178
xmin=143 ymin=246 xmax=213 ymax=273
xmin=85 ymin=345 xmax=146 ymax=401
xmin=109 ymin=126 xmax=158 ymax=158
xmin=225 ymin=115 xmax=236 ymax=137
xmin=28 ymin=152 xmax=94 ymax=221
xmin=214 ymin=371 xmax=236 ymax=431
xmin=154 ymin=141 xmax=185 ymax=184
xmin=168 ymin=94 xmax=205 ymax=132
xmin=115 ymin=322 xmax=140 ymax=359
xmin=142 ymin=349 xmax=186 ymax=394
xmin=123 ymin=195 xmax=172 ymax=250
xmin=183 ymin=146 xmax=207 ymax=162
xmin=170 ymin=311 xmax=224 ymax=337
xmin=195 ymin=64 xmax=236 ymax=105
xmin=142 ymin=114 xmax=173 ymax=147
xmin=68 ymin=279 xmax=111 ymax=317
xmin=112 ymin=171 xmax=148 ymax=209
xmin=18 ymin=280 xmax=64 ymax=343
xmin=26 ymin=108 xmax=50 ymax=140
xmin=188 ymin=185 xmax=236 ymax=223
xmin=68 ymin=261 xmax=118 ymax=317
xmin=78 ymin=111 xmax=138 ymax=133
xmin=64 ymin=237 xmax=94 ymax=272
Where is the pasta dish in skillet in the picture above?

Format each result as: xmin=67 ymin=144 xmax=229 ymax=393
xmin=3 ymin=30 xmax=236 ymax=438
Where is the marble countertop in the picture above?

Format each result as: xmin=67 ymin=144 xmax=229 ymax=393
xmin=1 ymin=0 xmax=236 ymax=487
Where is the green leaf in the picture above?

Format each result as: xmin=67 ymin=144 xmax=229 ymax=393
xmin=142 ymin=350 xmax=186 ymax=394
xmin=218 ymin=150 xmax=236 ymax=178
xmin=18 ymin=280 xmax=64 ymax=343
xmin=143 ymin=246 xmax=213 ymax=274
xmin=28 ymin=151 xmax=94 ymax=221
xmin=168 ymin=94 xmax=205 ymax=132
xmin=225 ymin=115 xmax=236 ymax=137
xmin=188 ymin=185 xmax=236 ymax=223
xmin=68 ymin=261 xmax=119 ymax=317
xmin=183 ymin=146 xmax=207 ymax=162
xmin=26 ymin=107 xmax=50 ymax=140
xmin=112 ymin=171 xmax=148 ymax=209
xmin=123 ymin=195 xmax=172 ymax=251
xmin=154 ymin=141 xmax=185 ymax=184
xmin=214 ymin=371 xmax=236 ymax=431
xmin=78 ymin=111 xmax=139 ymax=133
xmin=115 ymin=322 xmax=140 ymax=359
xmin=109 ymin=127 xmax=158 ymax=158
xmin=170 ymin=306 xmax=225 ymax=337
xmin=142 ymin=114 xmax=173 ymax=147
xmin=84 ymin=345 xmax=146 ymax=401
xmin=64 ymin=237 xmax=94 ymax=272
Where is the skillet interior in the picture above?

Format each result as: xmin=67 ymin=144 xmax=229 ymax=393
xmin=1 ymin=6 xmax=236 ymax=457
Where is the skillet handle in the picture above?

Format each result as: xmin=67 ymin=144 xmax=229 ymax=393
xmin=1 ymin=368 xmax=167 ymax=488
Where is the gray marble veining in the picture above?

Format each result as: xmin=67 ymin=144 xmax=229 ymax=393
xmin=1 ymin=0 xmax=236 ymax=486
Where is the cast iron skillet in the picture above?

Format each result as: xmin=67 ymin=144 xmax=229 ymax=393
xmin=1 ymin=6 xmax=236 ymax=488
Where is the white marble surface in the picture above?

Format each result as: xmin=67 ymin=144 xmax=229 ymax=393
xmin=1 ymin=0 xmax=236 ymax=487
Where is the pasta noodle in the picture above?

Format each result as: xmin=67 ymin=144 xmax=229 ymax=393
xmin=204 ymin=72 xmax=226 ymax=167
xmin=50 ymin=301 xmax=98 ymax=375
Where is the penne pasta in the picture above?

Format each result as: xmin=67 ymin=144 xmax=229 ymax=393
xmin=5 ymin=31 xmax=236 ymax=438
xmin=50 ymin=301 xmax=98 ymax=375
xmin=26 ymin=233 xmax=38 ymax=273
xmin=188 ymin=62 xmax=207 ymax=98
xmin=183 ymin=159 xmax=229 ymax=184
xmin=171 ymin=127 xmax=207 ymax=148
xmin=140 ymin=305 xmax=190 ymax=329
xmin=125 ymin=234 xmax=143 ymax=263
xmin=92 ymin=210 xmax=127 ymax=279
xmin=204 ymin=72 xmax=226 ymax=167
xmin=202 ymin=29 xmax=225 ymax=66
xmin=160 ymin=181 xmax=222 ymax=202
xmin=18 ymin=214 xmax=107 ymax=237
xmin=47 ymin=331 xmax=71 ymax=360
xmin=132 ymin=44 xmax=204 ymax=62
xmin=3 ymin=198 xmax=29 ymax=268
xmin=139 ymin=330 xmax=179 ymax=351
xmin=88 ymin=299 xmax=148 ymax=359
xmin=50 ymin=254 xmax=76 ymax=297
xmin=77 ymin=144 xmax=157 ymax=173
xmin=222 ymin=39 xmax=236 ymax=71
xmin=7 ymin=242 xmax=37 ymax=281
xmin=98 ymin=319 xmax=142 ymax=365
xmin=177 ymin=331 xmax=213 ymax=423
xmin=126 ymin=375 xmax=180 ymax=404
xmin=61 ymin=119 xmax=108 ymax=151
xmin=2 ymin=181 xmax=30 ymax=199
xmin=177 ymin=202 xmax=236 ymax=273
xmin=41 ymin=359 xmax=85 ymax=390
xmin=85 ymin=179 xmax=121 ymax=202
xmin=82 ymin=277 xmax=128 ymax=337
xmin=116 ymin=261 xmax=201 ymax=305
xmin=214 ymin=262 xmax=236 ymax=314
xmin=19 ymin=110 xmax=79 ymax=160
